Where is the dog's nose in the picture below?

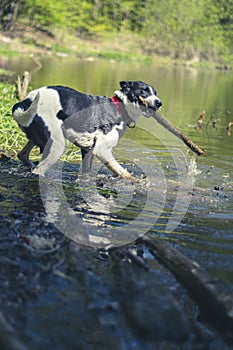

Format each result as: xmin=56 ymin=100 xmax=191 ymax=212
xmin=156 ymin=99 xmax=162 ymax=108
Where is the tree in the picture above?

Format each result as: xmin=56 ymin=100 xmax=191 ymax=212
xmin=0 ymin=0 xmax=18 ymax=31
xmin=1 ymin=0 xmax=231 ymax=64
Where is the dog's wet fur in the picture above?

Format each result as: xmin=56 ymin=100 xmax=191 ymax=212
xmin=12 ymin=81 xmax=162 ymax=178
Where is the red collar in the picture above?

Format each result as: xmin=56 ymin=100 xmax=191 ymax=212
xmin=111 ymin=96 xmax=121 ymax=113
xmin=111 ymin=96 xmax=135 ymax=128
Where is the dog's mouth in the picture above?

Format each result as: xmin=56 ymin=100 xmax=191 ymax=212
xmin=142 ymin=108 xmax=155 ymax=118
xmin=139 ymin=95 xmax=161 ymax=117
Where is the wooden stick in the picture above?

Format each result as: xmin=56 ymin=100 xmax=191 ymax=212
xmin=17 ymin=71 xmax=31 ymax=101
xmin=153 ymin=111 xmax=205 ymax=155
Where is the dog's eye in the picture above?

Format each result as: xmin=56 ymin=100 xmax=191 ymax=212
xmin=139 ymin=88 xmax=150 ymax=97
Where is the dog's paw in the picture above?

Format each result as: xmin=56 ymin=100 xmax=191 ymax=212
xmin=32 ymin=166 xmax=45 ymax=177
xmin=128 ymin=174 xmax=148 ymax=184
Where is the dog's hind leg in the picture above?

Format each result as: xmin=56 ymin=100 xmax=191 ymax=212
xmin=81 ymin=148 xmax=94 ymax=173
xmin=17 ymin=140 xmax=35 ymax=166
xmin=32 ymin=128 xmax=65 ymax=176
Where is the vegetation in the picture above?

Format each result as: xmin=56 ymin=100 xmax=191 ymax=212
xmin=0 ymin=0 xmax=232 ymax=67
xmin=0 ymin=83 xmax=25 ymax=156
xmin=0 ymin=82 xmax=81 ymax=163
xmin=0 ymin=67 xmax=15 ymax=76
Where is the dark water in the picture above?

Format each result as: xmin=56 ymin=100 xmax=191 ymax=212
xmin=0 ymin=56 xmax=233 ymax=350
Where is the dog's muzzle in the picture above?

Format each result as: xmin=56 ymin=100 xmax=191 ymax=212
xmin=154 ymin=98 xmax=162 ymax=109
xmin=139 ymin=95 xmax=162 ymax=117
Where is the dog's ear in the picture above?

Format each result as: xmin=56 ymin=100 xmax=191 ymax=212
xmin=119 ymin=82 xmax=137 ymax=103
xmin=119 ymin=81 xmax=134 ymax=90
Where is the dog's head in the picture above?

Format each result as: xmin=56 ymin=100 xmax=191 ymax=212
xmin=116 ymin=80 xmax=162 ymax=118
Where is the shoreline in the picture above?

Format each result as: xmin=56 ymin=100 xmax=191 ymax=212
xmin=0 ymin=25 xmax=231 ymax=72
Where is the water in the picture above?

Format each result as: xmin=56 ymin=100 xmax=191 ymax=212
xmin=0 ymin=55 xmax=233 ymax=349
xmin=2 ymin=55 xmax=233 ymax=277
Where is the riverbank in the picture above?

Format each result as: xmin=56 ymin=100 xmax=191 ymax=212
xmin=0 ymin=24 xmax=229 ymax=70
xmin=0 ymin=24 xmax=162 ymax=63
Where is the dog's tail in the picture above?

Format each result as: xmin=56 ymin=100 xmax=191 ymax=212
xmin=13 ymin=93 xmax=40 ymax=127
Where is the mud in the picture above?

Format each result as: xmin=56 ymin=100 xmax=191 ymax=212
xmin=0 ymin=157 xmax=232 ymax=350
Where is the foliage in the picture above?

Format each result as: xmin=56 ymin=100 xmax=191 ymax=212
xmin=0 ymin=0 xmax=232 ymax=64
xmin=0 ymin=67 xmax=15 ymax=76
xmin=0 ymin=82 xmax=27 ymax=156
xmin=0 ymin=82 xmax=81 ymax=162
xmin=141 ymin=0 xmax=228 ymax=61
xmin=0 ymin=0 xmax=18 ymax=31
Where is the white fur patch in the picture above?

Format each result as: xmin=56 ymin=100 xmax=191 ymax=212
xmin=13 ymin=107 xmax=25 ymax=121
xmin=13 ymin=92 xmax=40 ymax=127
xmin=14 ymin=87 xmax=63 ymax=132
xmin=145 ymin=94 xmax=161 ymax=107
xmin=65 ymin=122 xmax=125 ymax=149
xmin=32 ymin=88 xmax=63 ymax=132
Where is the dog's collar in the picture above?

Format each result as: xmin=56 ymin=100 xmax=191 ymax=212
xmin=111 ymin=96 xmax=135 ymax=128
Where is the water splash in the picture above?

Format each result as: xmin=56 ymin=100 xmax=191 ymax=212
xmin=187 ymin=156 xmax=201 ymax=176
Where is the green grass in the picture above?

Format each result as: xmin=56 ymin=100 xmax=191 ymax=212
xmin=0 ymin=82 xmax=82 ymax=163
xmin=0 ymin=68 xmax=16 ymax=77
xmin=51 ymin=43 xmax=75 ymax=55
xmin=0 ymin=44 xmax=18 ymax=57
xmin=2 ymin=24 xmax=230 ymax=68
xmin=0 ymin=83 xmax=26 ymax=156
xmin=96 ymin=51 xmax=154 ymax=64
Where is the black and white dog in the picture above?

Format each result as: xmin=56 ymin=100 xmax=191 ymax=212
xmin=12 ymin=81 xmax=162 ymax=178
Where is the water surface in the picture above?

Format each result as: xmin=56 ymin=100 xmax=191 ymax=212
xmin=2 ymin=55 xmax=233 ymax=277
xmin=0 ymin=56 xmax=233 ymax=349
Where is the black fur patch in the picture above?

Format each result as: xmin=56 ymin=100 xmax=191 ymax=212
xmin=22 ymin=115 xmax=50 ymax=153
xmin=12 ymin=98 xmax=32 ymax=114
xmin=47 ymin=86 xmax=122 ymax=133
xmin=120 ymin=80 xmax=157 ymax=105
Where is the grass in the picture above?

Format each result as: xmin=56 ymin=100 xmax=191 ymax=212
xmin=1 ymin=24 xmax=231 ymax=69
xmin=0 ymin=83 xmax=26 ymax=157
xmin=1 ymin=21 xmax=233 ymax=70
xmin=0 ymin=82 xmax=82 ymax=164
xmin=0 ymin=67 xmax=16 ymax=77
xmin=0 ymin=45 xmax=18 ymax=57
xmin=0 ymin=25 xmax=168 ymax=66
xmin=96 ymin=51 xmax=154 ymax=64
xmin=0 ymin=83 xmax=43 ymax=161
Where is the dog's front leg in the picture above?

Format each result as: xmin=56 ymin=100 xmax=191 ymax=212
xmin=104 ymin=158 xmax=132 ymax=179
xmin=32 ymin=128 xmax=65 ymax=176
xmin=92 ymin=137 xmax=132 ymax=179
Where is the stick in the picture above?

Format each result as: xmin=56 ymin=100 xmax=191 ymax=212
xmin=142 ymin=235 xmax=233 ymax=344
xmin=138 ymin=96 xmax=204 ymax=155
xmin=17 ymin=71 xmax=31 ymax=101
xmin=154 ymin=111 xmax=205 ymax=155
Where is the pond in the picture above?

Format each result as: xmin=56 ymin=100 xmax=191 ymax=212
xmin=0 ymin=55 xmax=233 ymax=350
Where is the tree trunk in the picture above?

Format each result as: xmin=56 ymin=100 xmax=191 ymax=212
xmin=0 ymin=0 xmax=18 ymax=31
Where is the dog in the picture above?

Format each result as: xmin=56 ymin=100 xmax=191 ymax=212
xmin=12 ymin=81 xmax=162 ymax=178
